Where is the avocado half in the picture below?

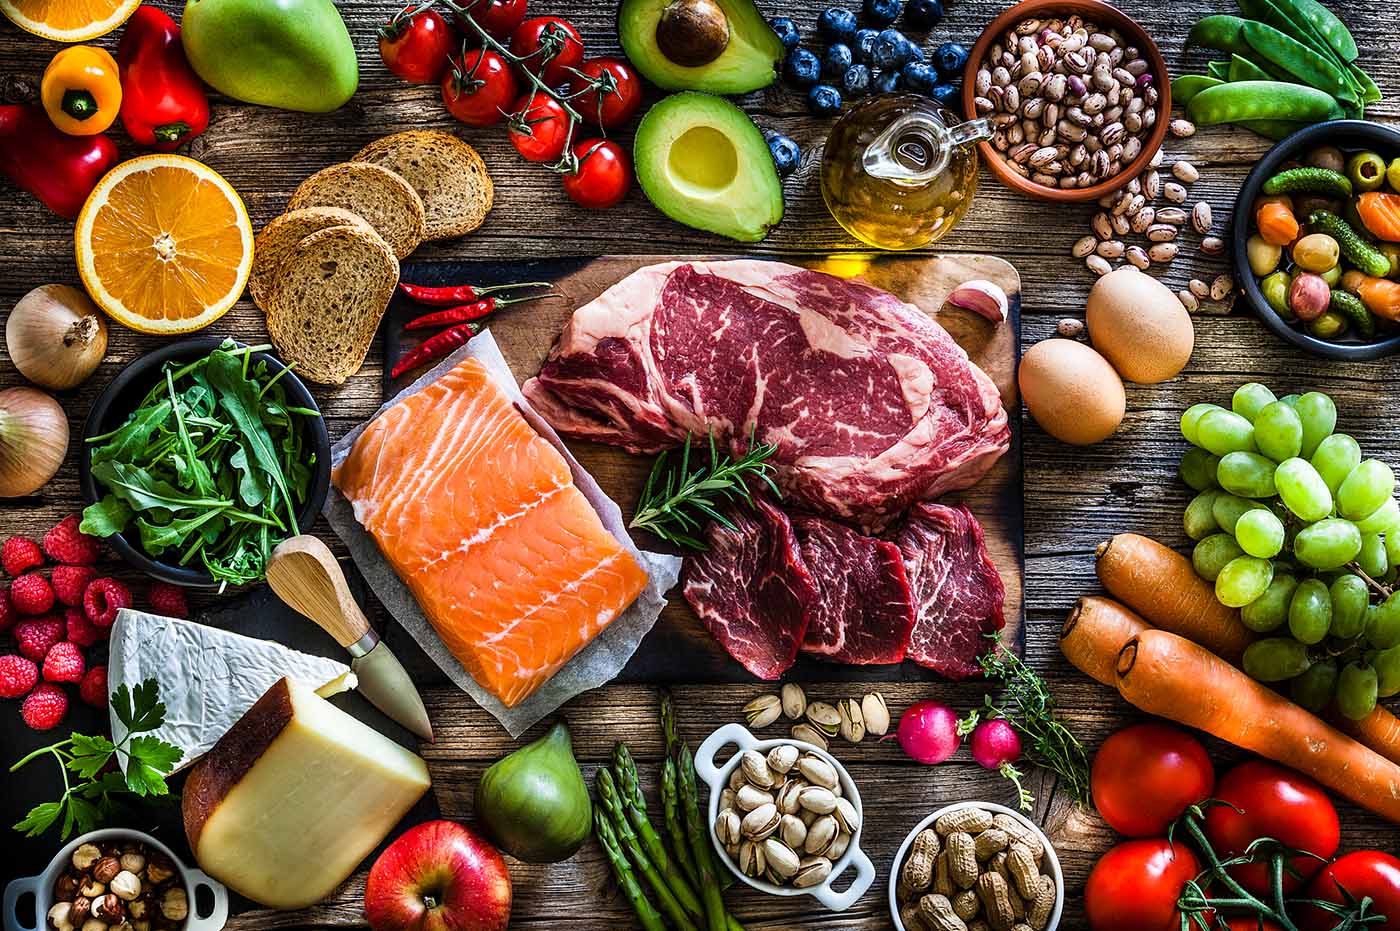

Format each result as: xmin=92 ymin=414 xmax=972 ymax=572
xmin=619 ymin=0 xmax=784 ymax=94
xmin=634 ymin=92 xmax=784 ymax=243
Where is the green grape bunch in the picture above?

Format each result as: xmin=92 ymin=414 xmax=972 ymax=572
xmin=1178 ymin=383 xmax=1400 ymax=723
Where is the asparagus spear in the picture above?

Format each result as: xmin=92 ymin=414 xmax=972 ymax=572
xmin=598 ymin=768 xmax=700 ymax=931
xmin=660 ymin=691 xmax=732 ymax=891
xmin=661 ymin=755 xmax=701 ymax=888
xmin=678 ymin=744 xmax=728 ymax=931
xmin=613 ymin=743 xmax=704 ymax=918
xmin=595 ymin=808 xmax=667 ymax=931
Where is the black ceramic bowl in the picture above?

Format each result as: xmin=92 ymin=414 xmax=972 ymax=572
xmin=1233 ymin=120 xmax=1400 ymax=361
xmin=79 ymin=337 xmax=331 ymax=589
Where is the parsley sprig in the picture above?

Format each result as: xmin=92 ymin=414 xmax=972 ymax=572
xmin=10 ymin=679 xmax=183 ymax=839
xmin=630 ymin=431 xmax=780 ymax=549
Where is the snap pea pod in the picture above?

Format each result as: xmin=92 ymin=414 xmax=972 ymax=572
xmin=1349 ymin=63 xmax=1382 ymax=105
xmin=1309 ymin=210 xmax=1393 ymax=278
xmin=1262 ymin=166 xmax=1353 ymax=198
xmin=1206 ymin=60 xmax=1232 ymax=82
xmin=1187 ymin=15 xmax=1252 ymax=57
xmin=1173 ymin=74 xmax=1223 ymax=106
xmin=1240 ymin=119 xmax=1312 ymax=141
xmin=1330 ymin=289 xmax=1376 ymax=338
xmin=1229 ymin=53 xmax=1274 ymax=83
xmin=1240 ymin=20 xmax=1349 ymax=99
xmin=1239 ymin=0 xmax=1335 ymax=61
xmin=1187 ymin=81 xmax=1344 ymax=125
xmin=1282 ymin=0 xmax=1358 ymax=63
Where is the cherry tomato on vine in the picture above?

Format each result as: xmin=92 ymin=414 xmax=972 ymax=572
xmin=1203 ymin=761 xmax=1339 ymax=896
xmin=508 ymin=90 xmax=570 ymax=163
xmin=562 ymin=140 xmax=631 ymax=209
xmin=441 ymin=49 xmax=518 ymax=126
xmin=1084 ymin=838 xmax=1200 ymax=931
xmin=453 ymin=0 xmax=527 ymax=39
xmin=572 ymin=57 xmax=643 ymax=129
xmin=378 ymin=6 xmax=456 ymax=85
xmin=1300 ymin=851 xmax=1400 ymax=931
xmin=510 ymin=16 xmax=584 ymax=88
xmin=1091 ymin=723 xmax=1214 ymax=837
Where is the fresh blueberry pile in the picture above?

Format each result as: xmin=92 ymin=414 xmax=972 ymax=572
xmin=772 ymin=2 xmax=969 ymax=118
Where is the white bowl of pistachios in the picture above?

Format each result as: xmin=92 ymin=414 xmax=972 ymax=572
xmin=693 ymin=723 xmax=876 ymax=911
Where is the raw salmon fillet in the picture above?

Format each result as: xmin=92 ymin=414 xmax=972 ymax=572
xmin=333 ymin=356 xmax=649 ymax=707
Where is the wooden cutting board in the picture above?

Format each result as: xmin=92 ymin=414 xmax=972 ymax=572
xmin=384 ymin=254 xmax=1022 ymax=683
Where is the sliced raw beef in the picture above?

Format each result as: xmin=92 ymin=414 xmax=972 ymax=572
xmin=793 ymin=515 xmax=915 ymax=665
xmin=681 ymin=499 xmax=816 ymax=680
xmin=895 ymin=502 xmax=1006 ymax=679
xmin=523 ymin=260 xmax=1010 ymax=531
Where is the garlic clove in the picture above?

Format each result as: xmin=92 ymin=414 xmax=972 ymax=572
xmin=944 ymin=280 xmax=1010 ymax=323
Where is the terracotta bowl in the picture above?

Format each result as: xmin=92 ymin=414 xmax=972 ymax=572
xmin=961 ymin=0 xmax=1172 ymax=203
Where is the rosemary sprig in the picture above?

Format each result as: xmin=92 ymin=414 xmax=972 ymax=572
xmin=630 ymin=432 xmax=779 ymax=550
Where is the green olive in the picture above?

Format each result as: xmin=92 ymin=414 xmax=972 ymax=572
xmin=1347 ymin=151 xmax=1387 ymax=193
xmin=1261 ymin=270 xmax=1293 ymax=318
xmin=1247 ymin=234 xmax=1282 ymax=276
xmin=1293 ymin=232 xmax=1341 ymax=272
xmin=1388 ymin=157 xmax=1400 ymax=195
xmin=1379 ymin=242 xmax=1400 ymax=279
xmin=1306 ymin=145 xmax=1346 ymax=174
xmin=1309 ymin=310 xmax=1346 ymax=339
xmin=1319 ymin=263 xmax=1343 ymax=286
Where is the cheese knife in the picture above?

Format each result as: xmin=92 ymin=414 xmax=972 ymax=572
xmin=266 ymin=535 xmax=434 ymax=741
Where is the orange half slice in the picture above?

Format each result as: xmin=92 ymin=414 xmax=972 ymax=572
xmin=0 ymin=0 xmax=139 ymax=41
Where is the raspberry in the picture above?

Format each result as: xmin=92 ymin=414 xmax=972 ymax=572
xmin=64 ymin=607 xmax=103 ymax=648
xmin=0 ymin=587 xmax=13 ymax=634
xmin=147 ymin=582 xmax=189 ymax=619
xmin=21 ymin=683 xmax=67 ymax=731
xmin=14 ymin=615 xmax=63 ymax=662
xmin=10 ymin=573 xmax=54 ymax=615
xmin=79 ymin=665 xmax=107 ymax=708
xmin=0 ymin=654 xmax=38 ymax=699
xmin=84 ymin=577 xmax=131 ymax=628
xmin=42 ymin=515 xmax=101 ymax=566
xmin=42 ymin=641 xmax=84 ymax=683
xmin=51 ymin=565 xmax=97 ymax=607
xmin=1 ymin=536 xmax=42 ymax=576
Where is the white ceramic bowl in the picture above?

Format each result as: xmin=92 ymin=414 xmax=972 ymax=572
xmin=888 ymin=801 xmax=1064 ymax=931
xmin=694 ymin=723 xmax=876 ymax=912
xmin=3 ymin=827 xmax=227 ymax=931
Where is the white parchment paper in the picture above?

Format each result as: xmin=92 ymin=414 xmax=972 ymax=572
xmin=325 ymin=330 xmax=681 ymax=737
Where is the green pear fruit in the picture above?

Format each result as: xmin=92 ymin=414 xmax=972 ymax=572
xmin=182 ymin=0 xmax=359 ymax=113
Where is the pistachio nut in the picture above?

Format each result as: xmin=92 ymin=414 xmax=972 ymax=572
xmin=735 ymin=784 xmax=774 ymax=811
xmin=762 ymin=837 xmax=802 ymax=880
xmin=837 ymin=698 xmax=865 ymax=744
xmin=728 ymin=767 xmax=747 ymax=792
xmin=740 ymin=750 xmax=775 ymax=789
xmin=793 ymin=855 xmax=834 ymax=888
xmin=715 ymin=809 xmax=742 ymax=847
xmin=738 ymin=839 xmax=766 ymax=878
xmin=805 ymin=701 xmax=841 ymax=737
xmin=797 ymin=755 xmax=839 ymax=790
xmin=828 ymin=831 xmax=851 ymax=861
xmin=833 ymin=796 xmax=861 ymax=835
xmin=780 ymin=683 xmax=807 ymax=720
xmin=779 ymin=813 xmax=808 ymax=848
xmin=743 ymin=694 xmax=782 ymax=729
xmin=790 ymin=723 xmax=829 ymax=751
xmin=860 ymin=692 xmax=890 ymax=737
xmin=803 ymin=814 xmax=840 ymax=856
xmin=776 ymin=779 xmax=805 ymax=815
xmin=719 ymin=787 xmax=737 ymax=813
xmin=798 ymin=785 xmax=838 ymax=814
xmin=799 ymin=807 xmax=819 ymax=827
xmin=741 ymin=803 xmax=781 ymax=841
xmin=766 ymin=744 xmax=799 ymax=775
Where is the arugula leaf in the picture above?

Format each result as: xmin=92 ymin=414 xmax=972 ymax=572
xmin=229 ymin=444 xmax=268 ymax=508
xmin=79 ymin=495 xmax=135 ymax=537
xmin=136 ymin=509 xmax=228 ymax=556
xmin=90 ymin=460 xmax=228 ymax=514
xmin=88 ymin=398 xmax=173 ymax=464
xmin=205 ymin=349 xmax=296 ymax=527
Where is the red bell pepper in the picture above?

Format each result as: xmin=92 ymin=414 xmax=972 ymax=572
xmin=117 ymin=5 xmax=209 ymax=151
xmin=0 ymin=105 xmax=119 ymax=218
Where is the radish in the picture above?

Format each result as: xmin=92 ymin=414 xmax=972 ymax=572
xmin=970 ymin=717 xmax=1035 ymax=811
xmin=895 ymin=700 xmax=962 ymax=764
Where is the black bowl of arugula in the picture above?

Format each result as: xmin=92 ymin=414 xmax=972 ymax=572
xmin=78 ymin=337 xmax=330 ymax=590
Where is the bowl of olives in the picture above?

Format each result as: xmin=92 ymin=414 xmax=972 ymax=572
xmin=1234 ymin=119 xmax=1400 ymax=360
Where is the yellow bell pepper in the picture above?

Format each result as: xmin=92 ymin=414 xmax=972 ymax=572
xmin=41 ymin=46 xmax=122 ymax=136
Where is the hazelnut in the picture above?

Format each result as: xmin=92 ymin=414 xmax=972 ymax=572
xmin=110 ymin=872 xmax=141 ymax=901
xmin=92 ymin=857 xmax=122 ymax=885
xmin=71 ymin=897 xmax=92 ymax=924
xmin=54 ymin=872 xmax=81 ymax=900
xmin=132 ymin=923 xmax=151 ymax=931
xmin=158 ymin=889 xmax=187 ymax=922
xmin=77 ymin=879 xmax=105 ymax=899
xmin=143 ymin=860 xmax=173 ymax=886
xmin=127 ymin=899 xmax=146 ymax=920
xmin=72 ymin=844 xmax=102 ymax=871
xmin=79 ymin=920 xmax=107 ymax=931
xmin=118 ymin=852 xmax=146 ymax=874
xmin=47 ymin=902 xmax=75 ymax=931
xmin=92 ymin=894 xmax=124 ymax=922
xmin=110 ymin=924 xmax=133 ymax=931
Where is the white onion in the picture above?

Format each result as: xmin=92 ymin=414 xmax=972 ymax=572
xmin=6 ymin=284 xmax=107 ymax=391
xmin=0 ymin=387 xmax=68 ymax=497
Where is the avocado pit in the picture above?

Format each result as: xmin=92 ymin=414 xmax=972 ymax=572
xmin=656 ymin=0 xmax=731 ymax=68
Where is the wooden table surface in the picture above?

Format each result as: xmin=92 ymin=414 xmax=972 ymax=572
xmin=2 ymin=0 xmax=1399 ymax=928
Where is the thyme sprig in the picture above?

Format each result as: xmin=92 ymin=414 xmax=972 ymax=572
xmin=630 ymin=432 xmax=779 ymax=550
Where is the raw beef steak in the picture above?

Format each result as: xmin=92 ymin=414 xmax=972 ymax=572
xmin=793 ymin=515 xmax=915 ymax=665
xmin=523 ymin=260 xmax=1010 ymax=531
xmin=895 ymin=502 xmax=1006 ymax=678
xmin=681 ymin=498 xmax=816 ymax=680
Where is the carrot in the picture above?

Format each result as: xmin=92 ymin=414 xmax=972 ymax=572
xmin=1357 ymin=191 xmax=1400 ymax=242
xmin=1334 ymin=705 xmax=1400 ymax=767
xmin=1257 ymin=200 xmax=1300 ymax=246
xmin=1095 ymin=534 xmax=1255 ymax=663
xmin=1060 ymin=596 xmax=1148 ymax=687
xmin=1116 ymin=629 xmax=1400 ymax=825
xmin=1354 ymin=273 xmax=1400 ymax=321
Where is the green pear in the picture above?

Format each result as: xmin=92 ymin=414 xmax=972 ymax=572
xmin=182 ymin=0 xmax=359 ymax=113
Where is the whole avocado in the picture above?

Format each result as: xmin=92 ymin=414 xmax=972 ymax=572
xmin=182 ymin=0 xmax=358 ymax=113
xmin=475 ymin=721 xmax=592 ymax=863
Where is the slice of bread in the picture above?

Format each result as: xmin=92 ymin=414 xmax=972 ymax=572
xmin=249 ymin=207 xmax=381 ymax=311
xmin=353 ymin=131 xmax=494 ymax=241
xmin=287 ymin=162 xmax=425 ymax=260
xmin=264 ymin=226 xmax=399 ymax=386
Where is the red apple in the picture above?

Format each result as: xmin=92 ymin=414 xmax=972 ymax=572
xmin=366 ymin=820 xmax=512 ymax=931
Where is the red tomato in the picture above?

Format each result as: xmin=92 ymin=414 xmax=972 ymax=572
xmin=508 ymin=91 xmax=570 ymax=163
xmin=441 ymin=49 xmax=518 ymax=127
xmin=562 ymin=140 xmax=631 ymax=209
xmin=1300 ymin=851 xmax=1400 ymax=931
xmin=454 ymin=0 xmax=527 ymax=39
xmin=1092 ymin=723 xmax=1214 ymax=837
xmin=1085 ymin=838 xmax=1200 ymax=931
xmin=510 ymin=16 xmax=584 ymax=87
xmin=572 ymin=57 xmax=643 ymax=129
xmin=378 ymin=6 xmax=456 ymax=85
xmin=1204 ymin=761 xmax=1339 ymax=895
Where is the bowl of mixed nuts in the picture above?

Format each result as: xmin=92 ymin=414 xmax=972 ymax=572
xmin=694 ymin=723 xmax=876 ymax=911
xmin=961 ymin=0 xmax=1172 ymax=203
xmin=3 ymin=827 xmax=227 ymax=931
xmin=889 ymin=801 xmax=1063 ymax=931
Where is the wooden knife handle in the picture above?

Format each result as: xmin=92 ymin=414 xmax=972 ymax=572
xmin=266 ymin=535 xmax=371 ymax=649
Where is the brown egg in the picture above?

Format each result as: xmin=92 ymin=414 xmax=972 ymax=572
xmin=1019 ymin=338 xmax=1126 ymax=445
xmin=1086 ymin=266 xmax=1195 ymax=384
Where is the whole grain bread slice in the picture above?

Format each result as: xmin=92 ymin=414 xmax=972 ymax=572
xmin=353 ymin=131 xmax=493 ymax=241
xmin=249 ymin=207 xmax=381 ymax=311
xmin=287 ymin=162 xmax=425 ymax=260
xmin=264 ymin=226 xmax=399 ymax=386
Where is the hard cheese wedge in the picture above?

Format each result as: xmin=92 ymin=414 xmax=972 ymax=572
xmin=183 ymin=677 xmax=430 ymax=909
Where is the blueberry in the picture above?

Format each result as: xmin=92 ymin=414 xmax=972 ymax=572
xmin=807 ymin=83 xmax=844 ymax=116
xmin=817 ymin=7 xmax=858 ymax=43
xmin=822 ymin=43 xmax=854 ymax=80
xmin=872 ymin=69 xmax=902 ymax=93
xmin=903 ymin=0 xmax=944 ymax=30
xmin=900 ymin=61 xmax=937 ymax=93
xmin=784 ymin=48 xmax=822 ymax=87
xmin=872 ymin=27 xmax=913 ymax=70
xmin=904 ymin=38 xmax=925 ymax=63
xmin=853 ymin=28 xmax=880 ymax=64
xmin=766 ymin=132 xmax=802 ymax=177
xmin=929 ymin=82 xmax=960 ymax=107
xmin=933 ymin=41 xmax=970 ymax=78
xmin=770 ymin=17 xmax=802 ymax=50
xmin=840 ymin=63 xmax=872 ymax=97
xmin=863 ymin=0 xmax=902 ymax=26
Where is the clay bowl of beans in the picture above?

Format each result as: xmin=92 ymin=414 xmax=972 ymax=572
xmin=962 ymin=0 xmax=1172 ymax=203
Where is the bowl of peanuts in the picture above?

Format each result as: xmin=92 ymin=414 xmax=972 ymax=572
xmin=961 ymin=0 xmax=1173 ymax=203
xmin=889 ymin=801 xmax=1063 ymax=931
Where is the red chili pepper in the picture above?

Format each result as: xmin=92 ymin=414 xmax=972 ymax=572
xmin=402 ymin=292 xmax=554 ymax=331
xmin=398 ymin=279 xmax=552 ymax=306
xmin=391 ymin=322 xmax=482 ymax=379
xmin=117 ymin=5 xmax=210 ymax=151
xmin=0 ymin=105 xmax=119 ymax=218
